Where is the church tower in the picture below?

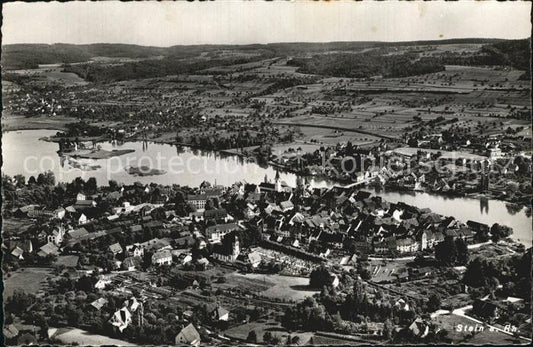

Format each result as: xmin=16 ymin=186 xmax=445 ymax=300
xmin=275 ymin=171 xmax=282 ymax=192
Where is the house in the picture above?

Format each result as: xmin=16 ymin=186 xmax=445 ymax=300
xmin=76 ymin=193 xmax=87 ymax=201
xmin=11 ymin=246 xmax=25 ymax=259
xmin=53 ymin=207 xmax=66 ymax=219
xmin=3 ymin=324 xmax=19 ymax=341
xmin=74 ymin=200 xmax=97 ymax=210
xmin=373 ymin=240 xmax=390 ymax=254
xmin=12 ymin=205 xmax=40 ymax=218
xmin=247 ymin=251 xmax=262 ymax=268
xmin=140 ymin=238 xmax=172 ymax=253
xmin=56 ymin=255 xmax=80 ymax=268
xmin=110 ymin=307 xmax=132 ymax=332
xmin=106 ymin=191 xmax=122 ymax=202
xmin=109 ymin=243 xmax=123 ymax=255
xmin=365 ymin=322 xmax=384 ymax=336
xmin=339 ymin=254 xmax=357 ymax=266
xmin=396 ymin=237 xmax=419 ymax=254
xmin=48 ymin=226 xmax=66 ymax=246
xmin=211 ymin=306 xmax=230 ymax=321
xmin=175 ymin=235 xmax=195 ymax=249
xmin=37 ymin=242 xmax=59 ymax=257
xmin=418 ymin=230 xmax=443 ymax=250
xmin=95 ymin=276 xmax=112 ymax=290
xmin=203 ymin=208 xmax=228 ymax=221
xmin=280 ymin=200 xmax=294 ymax=212
xmin=122 ymin=256 xmax=142 ymax=271
xmin=408 ymin=318 xmax=429 ymax=338
xmin=205 ymin=223 xmax=241 ymax=243
xmin=126 ymin=244 xmax=144 ymax=258
xmin=394 ymin=298 xmax=410 ymax=311
xmin=67 ymin=227 xmax=89 ymax=241
xmin=456 ymin=228 xmax=475 ymax=243
xmin=175 ymin=323 xmax=201 ymax=346
xmin=75 ymin=212 xmax=88 ymax=225
xmin=187 ymin=194 xmax=207 ymax=210
xmin=197 ymin=257 xmax=210 ymax=270
xmin=7 ymin=239 xmax=33 ymax=260
xmin=331 ymin=274 xmax=340 ymax=288
xmin=152 ymin=250 xmax=173 ymax=266
xmin=91 ymin=297 xmax=108 ymax=310
xmin=318 ymin=232 xmax=344 ymax=248
xmin=130 ymin=224 xmax=143 ymax=233
xmin=467 ymin=220 xmax=489 ymax=234
xmin=212 ymin=234 xmax=240 ymax=262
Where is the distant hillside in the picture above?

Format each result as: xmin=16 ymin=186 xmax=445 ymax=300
xmin=1 ymin=38 xmax=518 ymax=70
xmin=287 ymin=38 xmax=531 ymax=79
xmin=2 ymin=39 xmax=529 ymax=82
xmin=1 ymin=43 xmax=173 ymax=69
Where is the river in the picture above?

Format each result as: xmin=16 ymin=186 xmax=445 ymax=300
xmin=2 ymin=129 xmax=531 ymax=246
xmin=1 ymin=129 xmax=331 ymax=188
xmin=365 ymin=188 xmax=531 ymax=247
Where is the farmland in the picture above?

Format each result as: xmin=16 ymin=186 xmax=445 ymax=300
xmin=1 ymin=37 xmax=531 ymax=346
xmin=2 ymin=267 xmax=53 ymax=298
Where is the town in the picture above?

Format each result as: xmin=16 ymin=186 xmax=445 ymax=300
xmin=1 ymin=3 xmax=532 ymax=345
xmin=2 ymin=170 xmax=531 ymax=345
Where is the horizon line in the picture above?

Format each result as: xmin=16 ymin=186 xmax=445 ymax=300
xmin=3 ymin=37 xmax=531 ymax=49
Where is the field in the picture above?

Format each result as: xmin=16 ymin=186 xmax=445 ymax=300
xmin=50 ymin=327 xmax=136 ymax=346
xmin=224 ymin=318 xmax=317 ymax=344
xmin=3 ymin=267 xmax=54 ymax=298
xmin=431 ymin=314 xmax=478 ymax=343
xmin=465 ymin=328 xmax=524 ymax=345
xmin=1 ymin=218 xmax=34 ymax=235
xmin=8 ymin=66 xmax=89 ymax=87
xmin=224 ymin=273 xmax=319 ymax=301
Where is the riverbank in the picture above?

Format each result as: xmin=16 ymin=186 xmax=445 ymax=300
xmin=3 ymin=128 xmax=531 ymax=246
xmin=1 ymin=115 xmax=77 ymax=132
xmin=105 ymin=131 xmax=533 ymax=210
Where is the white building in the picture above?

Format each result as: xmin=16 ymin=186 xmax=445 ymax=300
xmin=152 ymin=250 xmax=173 ymax=266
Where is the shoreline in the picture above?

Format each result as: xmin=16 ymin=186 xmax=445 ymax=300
xmin=7 ymin=127 xmax=533 ymax=211
xmin=1 ymin=115 xmax=77 ymax=132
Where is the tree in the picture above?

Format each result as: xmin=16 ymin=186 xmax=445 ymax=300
xmin=263 ymin=331 xmax=273 ymax=344
xmin=455 ymin=238 xmax=469 ymax=265
xmin=14 ymin=174 xmax=25 ymax=187
xmin=37 ymin=173 xmax=46 ymax=185
xmin=490 ymin=223 xmax=513 ymax=242
xmin=246 ymin=330 xmax=257 ymax=343
xmin=108 ymin=179 xmax=118 ymax=190
xmin=383 ymin=318 xmax=394 ymax=340
xmin=270 ymin=335 xmax=282 ymax=345
xmin=86 ymin=177 xmax=97 ymax=194
xmin=6 ymin=289 xmax=36 ymax=315
xmin=309 ymin=266 xmax=333 ymax=288
xmin=434 ymin=238 xmax=457 ymax=265
xmin=427 ymin=293 xmax=441 ymax=312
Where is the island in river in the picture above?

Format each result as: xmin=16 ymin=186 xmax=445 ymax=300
xmin=126 ymin=165 xmax=167 ymax=176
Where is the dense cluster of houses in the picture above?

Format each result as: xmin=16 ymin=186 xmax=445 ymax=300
xmin=4 ymin=171 xmax=490 ymax=278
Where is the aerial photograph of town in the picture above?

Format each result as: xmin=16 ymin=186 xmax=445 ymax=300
xmin=1 ymin=1 xmax=531 ymax=346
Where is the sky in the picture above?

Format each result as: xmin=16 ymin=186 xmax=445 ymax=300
xmin=2 ymin=1 xmax=531 ymax=46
